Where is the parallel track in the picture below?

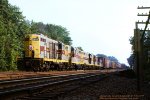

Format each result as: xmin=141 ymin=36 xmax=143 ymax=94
xmin=0 ymin=73 xmax=87 ymax=89
xmin=18 ymin=74 xmax=108 ymax=100
xmin=0 ymin=72 xmax=106 ymax=100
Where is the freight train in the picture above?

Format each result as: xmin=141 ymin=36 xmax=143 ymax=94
xmin=17 ymin=34 xmax=102 ymax=71
xmin=17 ymin=34 xmax=118 ymax=71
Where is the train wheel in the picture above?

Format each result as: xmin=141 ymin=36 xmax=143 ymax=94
xmin=45 ymin=63 xmax=50 ymax=71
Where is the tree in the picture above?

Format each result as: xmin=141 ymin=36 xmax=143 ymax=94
xmin=128 ymin=30 xmax=150 ymax=66
xmin=30 ymin=21 xmax=46 ymax=34
xmin=0 ymin=0 xmax=30 ymax=71
xmin=30 ymin=22 xmax=72 ymax=45
xmin=0 ymin=0 xmax=72 ymax=71
xmin=96 ymin=54 xmax=107 ymax=58
xmin=77 ymin=47 xmax=83 ymax=51
xmin=108 ymin=56 xmax=119 ymax=63
xmin=127 ymin=54 xmax=134 ymax=69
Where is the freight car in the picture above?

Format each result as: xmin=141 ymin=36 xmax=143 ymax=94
xmin=97 ymin=56 xmax=118 ymax=69
xmin=17 ymin=34 xmax=101 ymax=71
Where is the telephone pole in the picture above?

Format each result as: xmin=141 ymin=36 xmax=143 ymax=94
xmin=134 ymin=6 xmax=150 ymax=91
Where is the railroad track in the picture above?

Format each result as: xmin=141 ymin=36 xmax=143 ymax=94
xmin=0 ymin=72 xmax=108 ymax=100
xmin=0 ymin=73 xmax=87 ymax=89
xmin=16 ymin=74 xmax=108 ymax=100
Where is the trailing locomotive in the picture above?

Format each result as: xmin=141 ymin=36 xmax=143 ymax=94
xmin=17 ymin=34 xmax=102 ymax=71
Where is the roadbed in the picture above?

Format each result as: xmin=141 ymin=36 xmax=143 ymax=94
xmin=0 ymin=70 xmax=115 ymax=80
xmin=61 ymin=73 xmax=150 ymax=100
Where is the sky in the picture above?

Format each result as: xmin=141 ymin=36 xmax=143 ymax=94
xmin=8 ymin=0 xmax=150 ymax=65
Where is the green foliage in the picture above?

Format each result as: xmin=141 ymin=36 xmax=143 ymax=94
xmin=128 ymin=30 xmax=150 ymax=80
xmin=0 ymin=0 xmax=29 ymax=71
xmin=129 ymin=36 xmax=134 ymax=47
xmin=0 ymin=0 xmax=73 ymax=71
xmin=77 ymin=47 xmax=83 ymax=51
xmin=130 ymin=31 xmax=150 ymax=51
xmin=108 ymin=56 xmax=119 ymax=62
xmin=96 ymin=54 xmax=107 ymax=58
xmin=144 ymin=31 xmax=150 ymax=46
xmin=30 ymin=22 xmax=72 ymax=45
xmin=119 ymin=69 xmax=136 ymax=79
xmin=127 ymin=54 xmax=134 ymax=69
xmin=129 ymin=39 xmax=134 ymax=52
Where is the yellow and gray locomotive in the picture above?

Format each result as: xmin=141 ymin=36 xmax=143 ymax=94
xmin=17 ymin=34 xmax=101 ymax=71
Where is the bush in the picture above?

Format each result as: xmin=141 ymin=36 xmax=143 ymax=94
xmin=118 ymin=69 xmax=136 ymax=78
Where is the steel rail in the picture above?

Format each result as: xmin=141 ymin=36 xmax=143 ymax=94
xmin=0 ymin=73 xmax=99 ymax=99
xmin=19 ymin=74 xmax=107 ymax=100
xmin=0 ymin=73 xmax=88 ymax=89
xmin=0 ymin=73 xmax=86 ymax=84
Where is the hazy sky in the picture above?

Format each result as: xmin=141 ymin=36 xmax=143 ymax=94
xmin=9 ymin=0 xmax=150 ymax=65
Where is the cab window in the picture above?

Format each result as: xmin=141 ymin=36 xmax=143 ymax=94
xmin=32 ymin=37 xmax=39 ymax=41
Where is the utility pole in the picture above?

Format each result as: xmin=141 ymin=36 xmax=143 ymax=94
xmin=134 ymin=28 xmax=142 ymax=91
xmin=135 ymin=6 xmax=150 ymax=91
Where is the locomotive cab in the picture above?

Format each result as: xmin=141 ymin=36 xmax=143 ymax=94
xmin=24 ymin=34 xmax=40 ymax=58
xmin=17 ymin=34 xmax=41 ymax=71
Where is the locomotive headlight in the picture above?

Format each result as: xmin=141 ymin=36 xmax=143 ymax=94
xmin=29 ymin=44 xmax=33 ymax=51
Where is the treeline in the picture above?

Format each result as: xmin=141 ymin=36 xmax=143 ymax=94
xmin=128 ymin=31 xmax=150 ymax=67
xmin=30 ymin=22 xmax=72 ymax=45
xmin=128 ymin=31 xmax=150 ymax=80
xmin=0 ymin=0 xmax=72 ymax=71
xmin=97 ymin=54 xmax=119 ymax=63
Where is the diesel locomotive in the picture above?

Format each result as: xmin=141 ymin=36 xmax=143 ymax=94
xmin=17 ymin=34 xmax=102 ymax=71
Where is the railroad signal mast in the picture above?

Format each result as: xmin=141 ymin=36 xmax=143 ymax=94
xmin=135 ymin=6 xmax=150 ymax=91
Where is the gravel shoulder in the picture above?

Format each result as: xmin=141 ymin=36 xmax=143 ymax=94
xmin=0 ymin=69 xmax=117 ymax=80
xmin=61 ymin=74 xmax=150 ymax=100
